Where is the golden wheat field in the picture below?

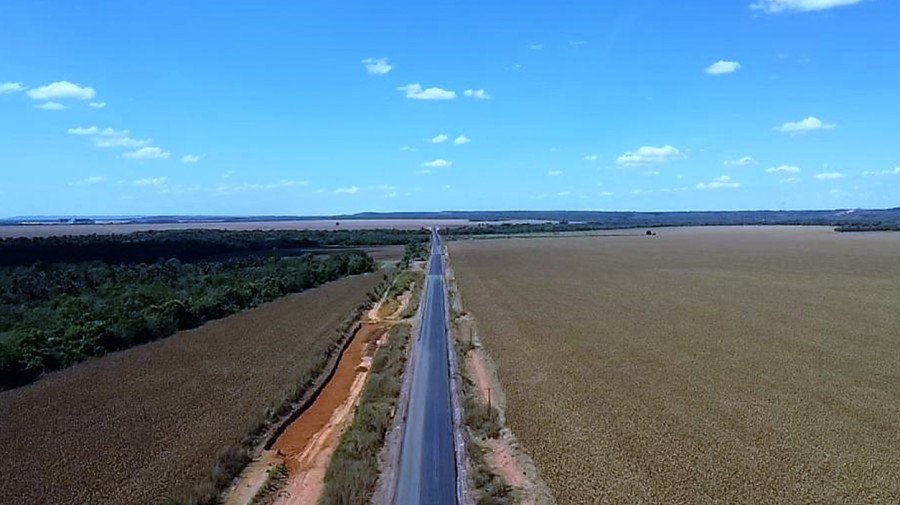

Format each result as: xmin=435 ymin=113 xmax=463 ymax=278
xmin=449 ymin=226 xmax=900 ymax=504
xmin=0 ymin=273 xmax=381 ymax=505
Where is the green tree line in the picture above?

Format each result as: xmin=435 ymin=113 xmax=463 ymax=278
xmin=0 ymin=252 xmax=374 ymax=390
xmin=0 ymin=228 xmax=430 ymax=266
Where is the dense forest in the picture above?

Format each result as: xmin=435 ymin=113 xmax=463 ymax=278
xmin=0 ymin=228 xmax=430 ymax=266
xmin=834 ymin=224 xmax=900 ymax=232
xmin=0 ymin=228 xmax=431 ymax=390
xmin=442 ymin=222 xmax=633 ymax=236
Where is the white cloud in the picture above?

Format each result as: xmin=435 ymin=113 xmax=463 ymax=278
xmin=95 ymin=136 xmax=150 ymax=148
xmin=123 ymin=146 xmax=171 ymax=160
xmin=67 ymin=126 xmax=101 ymax=135
xmin=705 ymin=60 xmax=742 ymax=75
xmin=569 ymin=40 xmax=587 ymax=47
xmin=780 ymin=177 xmax=801 ymax=184
xmin=766 ymin=164 xmax=801 ymax=173
xmin=181 ymin=154 xmax=201 ymax=164
xmin=529 ymin=43 xmax=544 ymax=50
xmin=217 ymin=180 xmax=306 ymax=193
xmin=547 ymin=170 xmax=563 ymax=176
xmin=27 ymin=81 xmax=96 ymax=101
xmin=75 ymin=176 xmax=105 ymax=185
xmin=616 ymin=145 xmax=683 ymax=166
xmin=429 ymin=133 xmax=448 ymax=144
xmin=725 ymin=156 xmax=756 ymax=166
xmin=463 ymin=89 xmax=492 ymax=100
xmin=416 ymin=169 xmax=432 ymax=175
xmin=751 ymin=0 xmax=862 ymax=14
xmin=88 ymin=101 xmax=106 ymax=109
xmin=67 ymin=126 xmax=151 ymax=148
xmin=697 ymin=175 xmax=741 ymax=190
xmin=862 ymin=167 xmax=900 ymax=176
xmin=814 ymin=171 xmax=846 ymax=180
xmin=0 ymin=82 xmax=25 ymax=94
xmin=133 ymin=177 xmax=168 ymax=187
xmin=397 ymin=83 xmax=456 ymax=100
xmin=454 ymin=135 xmax=471 ymax=145
xmin=400 ymin=145 xmax=416 ymax=152
xmin=777 ymin=116 xmax=836 ymax=135
xmin=37 ymin=102 xmax=66 ymax=110
xmin=600 ymin=191 xmax=613 ymax=197
xmin=361 ymin=57 xmax=392 ymax=75
xmin=332 ymin=185 xmax=396 ymax=197
xmin=583 ymin=154 xmax=599 ymax=161
xmin=557 ymin=191 xmax=572 ymax=196
xmin=421 ymin=159 xmax=452 ymax=168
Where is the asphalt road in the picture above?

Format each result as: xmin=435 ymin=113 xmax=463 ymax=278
xmin=394 ymin=230 xmax=457 ymax=505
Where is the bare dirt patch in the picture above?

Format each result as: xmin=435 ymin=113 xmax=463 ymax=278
xmin=227 ymin=283 xmax=415 ymax=505
xmin=467 ymin=342 xmax=496 ymax=406
xmin=268 ymin=322 xmax=388 ymax=505
xmin=484 ymin=439 xmax=528 ymax=490
xmin=376 ymin=299 xmax=400 ymax=320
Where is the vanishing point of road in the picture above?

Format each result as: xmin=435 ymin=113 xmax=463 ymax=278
xmin=394 ymin=229 xmax=457 ymax=504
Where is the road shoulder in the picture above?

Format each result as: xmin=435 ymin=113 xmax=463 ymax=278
xmin=445 ymin=255 xmax=555 ymax=505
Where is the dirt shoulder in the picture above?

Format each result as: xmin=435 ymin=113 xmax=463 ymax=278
xmin=224 ymin=272 xmax=417 ymax=505
xmin=445 ymin=260 xmax=554 ymax=505
xmin=267 ymin=322 xmax=388 ymax=505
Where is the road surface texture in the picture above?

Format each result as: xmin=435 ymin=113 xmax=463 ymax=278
xmin=394 ymin=230 xmax=457 ymax=504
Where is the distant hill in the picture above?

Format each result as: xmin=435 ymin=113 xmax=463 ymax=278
xmin=344 ymin=208 xmax=900 ymax=228
xmin=2 ymin=208 xmax=899 ymax=231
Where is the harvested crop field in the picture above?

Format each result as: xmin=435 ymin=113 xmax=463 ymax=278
xmin=449 ymin=226 xmax=900 ymax=504
xmin=0 ymin=272 xmax=382 ymax=505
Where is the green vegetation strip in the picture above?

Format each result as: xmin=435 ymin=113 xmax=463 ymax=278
xmin=0 ymin=228 xmax=430 ymax=266
xmin=0 ymin=252 xmax=374 ymax=389
xmin=248 ymin=464 xmax=288 ymax=505
xmin=320 ymin=322 xmax=412 ymax=504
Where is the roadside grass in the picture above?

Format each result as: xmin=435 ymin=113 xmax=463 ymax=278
xmin=320 ymin=322 xmax=412 ymax=504
xmin=401 ymin=240 xmax=429 ymax=267
xmin=248 ymin=464 xmax=288 ymax=505
xmin=398 ymin=272 xmax=425 ymax=319
xmin=468 ymin=443 xmax=514 ymax=505
xmin=454 ymin=328 xmax=511 ymax=505
xmin=387 ymin=270 xmax=422 ymax=299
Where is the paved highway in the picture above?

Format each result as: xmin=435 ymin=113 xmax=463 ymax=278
xmin=394 ymin=229 xmax=457 ymax=505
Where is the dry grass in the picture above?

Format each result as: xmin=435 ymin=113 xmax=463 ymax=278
xmin=0 ymin=273 xmax=382 ymax=505
xmin=449 ymin=226 xmax=900 ymax=504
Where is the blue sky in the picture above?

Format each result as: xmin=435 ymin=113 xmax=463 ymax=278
xmin=1 ymin=0 xmax=898 ymax=217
